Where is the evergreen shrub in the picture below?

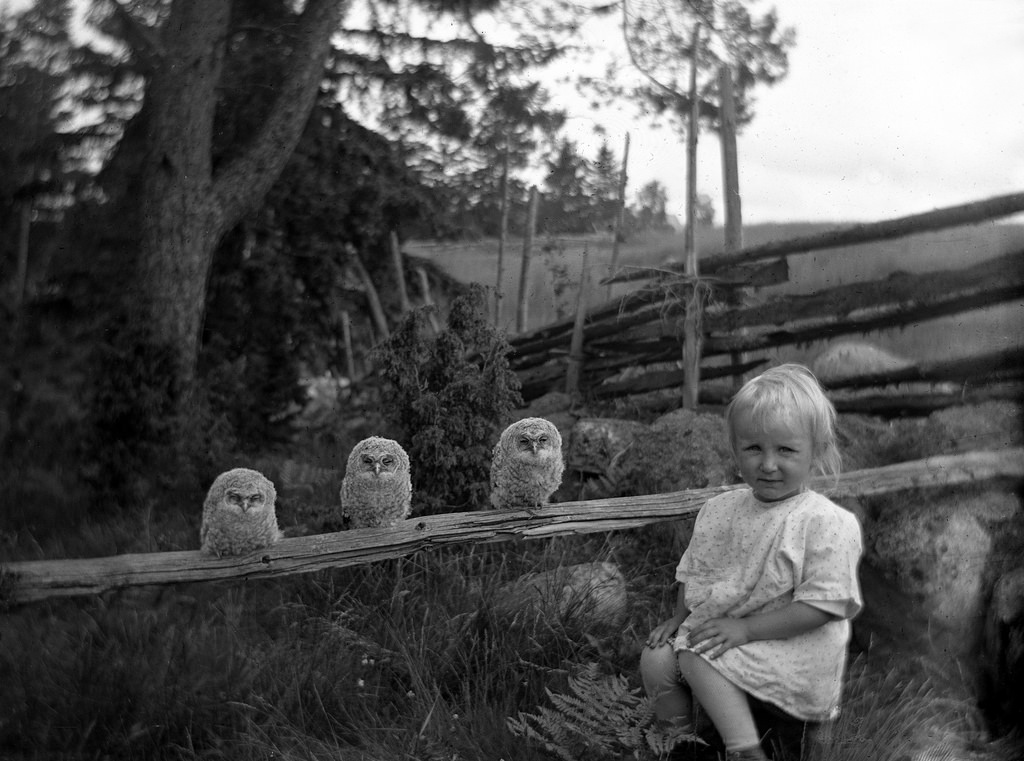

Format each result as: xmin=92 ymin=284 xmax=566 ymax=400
xmin=374 ymin=284 xmax=522 ymax=513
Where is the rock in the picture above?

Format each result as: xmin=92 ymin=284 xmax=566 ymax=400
xmin=613 ymin=409 xmax=734 ymax=497
xmin=918 ymin=400 xmax=1024 ymax=456
xmin=860 ymin=485 xmax=1024 ymax=681
xmin=566 ymin=417 xmax=649 ymax=479
xmin=981 ymin=567 xmax=1024 ymax=734
xmin=491 ymin=561 xmax=628 ymax=629
xmin=524 ymin=391 xmax=574 ymax=417
xmin=812 ymin=340 xmax=916 ymax=382
xmin=811 ymin=340 xmax=959 ymax=397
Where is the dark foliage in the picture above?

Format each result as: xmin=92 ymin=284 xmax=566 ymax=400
xmin=374 ymin=285 xmax=523 ymax=513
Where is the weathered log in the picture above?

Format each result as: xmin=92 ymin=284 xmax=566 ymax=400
xmin=513 ymin=251 xmax=1021 ymax=383
xmin=4 ymin=448 xmax=1023 ymax=605
xmin=703 ymin=250 xmax=1024 ymax=354
xmin=511 ymin=260 xmax=788 ymax=354
xmin=591 ymin=357 xmax=767 ymax=398
xmin=822 ymin=348 xmax=1024 ymax=390
xmin=831 ymin=382 xmax=1024 ymax=415
xmin=607 ymin=191 xmax=1024 ymax=285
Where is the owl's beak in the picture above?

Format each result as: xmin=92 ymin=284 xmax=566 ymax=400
xmin=531 ymin=442 xmax=538 ymax=454
xmin=373 ymin=463 xmax=381 ymax=475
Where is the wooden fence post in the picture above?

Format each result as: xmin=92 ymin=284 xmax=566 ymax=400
xmin=682 ymin=23 xmax=703 ymax=409
xmin=389 ymin=231 xmax=411 ymax=314
xmin=351 ymin=255 xmax=389 ymax=340
xmin=415 ymin=266 xmax=441 ymax=333
xmin=494 ymin=137 xmax=512 ymax=326
xmin=718 ymin=64 xmax=749 ymax=385
xmin=516 ymin=185 xmax=539 ymax=334
xmin=340 ymin=309 xmax=356 ymax=380
xmin=565 ymin=243 xmax=591 ymax=397
xmin=606 ymin=132 xmax=631 ymax=301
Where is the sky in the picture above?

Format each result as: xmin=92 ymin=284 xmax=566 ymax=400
xmin=5 ymin=0 xmax=1021 ymax=226
xmin=559 ymin=0 xmax=1024 ymax=225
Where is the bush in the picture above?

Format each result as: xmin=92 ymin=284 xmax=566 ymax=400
xmin=373 ymin=284 xmax=522 ymax=513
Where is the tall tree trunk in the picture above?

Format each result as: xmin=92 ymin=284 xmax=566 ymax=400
xmin=128 ymin=0 xmax=345 ymax=389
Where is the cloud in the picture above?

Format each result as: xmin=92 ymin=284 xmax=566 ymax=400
xmin=571 ymin=0 xmax=1024 ymax=224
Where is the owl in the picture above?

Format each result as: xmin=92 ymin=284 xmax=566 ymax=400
xmin=490 ymin=417 xmax=564 ymax=510
xmin=339 ymin=437 xmax=412 ymax=528
xmin=200 ymin=468 xmax=283 ymax=557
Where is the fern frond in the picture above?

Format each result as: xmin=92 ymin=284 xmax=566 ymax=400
xmin=507 ymin=662 xmax=700 ymax=761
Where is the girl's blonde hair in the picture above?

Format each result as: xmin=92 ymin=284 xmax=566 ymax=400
xmin=725 ymin=363 xmax=841 ymax=485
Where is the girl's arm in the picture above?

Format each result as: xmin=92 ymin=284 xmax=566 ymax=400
xmin=646 ymin=583 xmax=690 ymax=648
xmin=687 ymin=601 xmax=833 ymax=659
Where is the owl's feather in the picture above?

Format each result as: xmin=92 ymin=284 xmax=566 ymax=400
xmin=490 ymin=417 xmax=564 ymax=510
xmin=200 ymin=468 xmax=283 ymax=557
xmin=339 ymin=436 xmax=412 ymax=528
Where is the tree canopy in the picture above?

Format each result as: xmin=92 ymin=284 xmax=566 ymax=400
xmin=0 ymin=0 xmax=795 ymax=510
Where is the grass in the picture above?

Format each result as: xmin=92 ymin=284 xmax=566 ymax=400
xmin=3 ymin=510 xmax=1020 ymax=761
xmin=0 ymin=527 xmax=666 ymax=760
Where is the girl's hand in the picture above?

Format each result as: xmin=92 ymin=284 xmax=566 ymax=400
xmin=645 ymin=617 xmax=684 ymax=648
xmin=687 ymin=617 xmax=750 ymax=659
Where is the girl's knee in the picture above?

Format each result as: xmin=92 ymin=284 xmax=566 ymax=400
xmin=640 ymin=644 xmax=680 ymax=689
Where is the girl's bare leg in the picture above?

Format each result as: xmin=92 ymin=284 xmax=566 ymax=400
xmin=676 ymin=650 xmax=763 ymax=754
xmin=640 ymin=644 xmax=694 ymax=729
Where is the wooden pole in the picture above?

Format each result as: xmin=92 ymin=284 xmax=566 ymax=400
xmin=340 ymin=309 xmax=356 ymax=380
xmin=415 ymin=266 xmax=441 ymax=333
xmin=494 ymin=137 xmax=512 ymax=325
xmin=5 ymin=448 xmax=1021 ymax=605
xmin=681 ymin=23 xmax=703 ymax=409
xmin=718 ymin=65 xmax=742 ymax=255
xmin=565 ymin=242 xmax=591 ymax=397
xmin=516 ymin=185 xmax=539 ymax=334
xmin=389 ymin=231 xmax=411 ymax=313
xmin=351 ymin=255 xmax=389 ymax=340
xmin=718 ymin=64 xmax=749 ymax=385
xmin=606 ymin=132 xmax=631 ymax=300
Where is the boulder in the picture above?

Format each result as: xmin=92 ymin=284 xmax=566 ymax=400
xmin=564 ymin=418 xmax=650 ymax=502
xmin=981 ymin=567 xmax=1024 ymax=735
xmin=845 ymin=400 xmax=1024 ymax=738
xmin=613 ymin=408 xmax=734 ymax=497
xmin=491 ymin=561 xmax=628 ymax=629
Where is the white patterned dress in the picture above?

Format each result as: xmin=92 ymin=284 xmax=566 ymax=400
xmin=672 ymin=488 xmax=863 ymax=721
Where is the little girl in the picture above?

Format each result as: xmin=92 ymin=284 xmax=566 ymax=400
xmin=640 ymin=364 xmax=863 ymax=761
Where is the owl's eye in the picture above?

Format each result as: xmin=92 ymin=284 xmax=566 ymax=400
xmin=518 ymin=437 xmax=530 ymax=447
xmin=382 ymin=456 xmax=394 ymax=467
xmin=538 ymin=435 xmax=548 ymax=444
xmin=227 ymin=492 xmax=243 ymax=505
xmin=248 ymin=493 xmax=265 ymax=505
xmin=362 ymin=455 xmax=375 ymax=465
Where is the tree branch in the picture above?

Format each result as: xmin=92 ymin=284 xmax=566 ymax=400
xmin=211 ymin=0 xmax=348 ymax=234
xmin=109 ymin=0 xmax=166 ymax=71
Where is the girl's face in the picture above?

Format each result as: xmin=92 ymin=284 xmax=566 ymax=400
xmin=732 ymin=407 xmax=815 ymax=503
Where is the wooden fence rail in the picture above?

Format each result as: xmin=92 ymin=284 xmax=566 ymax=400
xmin=510 ymin=249 xmax=1024 ymax=401
xmin=500 ymin=191 xmax=1024 ymax=404
xmin=607 ymin=190 xmax=1024 ymax=285
xmin=4 ymin=448 xmax=1022 ymax=606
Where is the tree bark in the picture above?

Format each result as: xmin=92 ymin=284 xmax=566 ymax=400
xmin=515 ymin=185 xmax=539 ymax=333
xmin=129 ymin=0 xmax=345 ymax=386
